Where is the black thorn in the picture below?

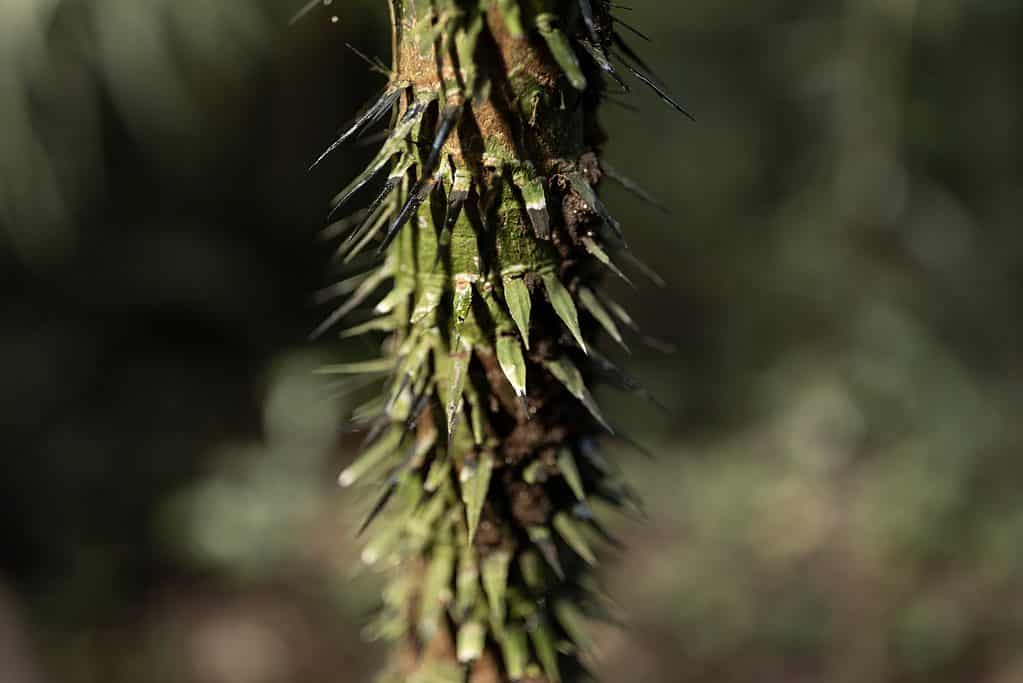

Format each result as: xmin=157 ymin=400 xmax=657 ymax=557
xmin=601 ymin=160 xmax=670 ymax=214
xmin=385 ymin=372 xmax=413 ymax=414
xmin=433 ymin=191 xmax=467 ymax=271
xmin=578 ymin=0 xmax=602 ymax=47
xmin=359 ymin=415 xmax=391 ymax=451
xmin=334 ymin=188 xmax=396 ymax=260
xmin=326 ymin=158 xmax=394 ymax=222
xmin=319 ymin=209 xmax=369 ymax=244
xmin=612 ymin=33 xmax=665 ymax=86
xmin=616 ymin=248 xmax=667 ymax=287
xmin=568 ymin=173 xmax=625 ymax=243
xmin=612 ymin=42 xmax=696 ymax=121
xmin=376 ymin=176 xmax=438 ymax=255
xmin=621 ymin=58 xmax=695 ymax=121
xmin=612 ymin=16 xmax=651 ymax=42
xmin=399 ymin=389 xmax=433 ymax=446
xmin=310 ymin=88 xmax=399 ymax=170
xmin=586 ymin=346 xmax=671 ymax=414
xmin=614 ymin=432 xmax=656 ymax=460
xmin=424 ymin=103 xmax=463 ymax=176
xmin=344 ymin=42 xmax=390 ymax=77
xmin=578 ymin=39 xmax=630 ymax=92
xmin=357 ymin=481 xmax=397 ymax=536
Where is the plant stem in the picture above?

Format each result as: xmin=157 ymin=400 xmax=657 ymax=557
xmin=320 ymin=2 xmax=681 ymax=681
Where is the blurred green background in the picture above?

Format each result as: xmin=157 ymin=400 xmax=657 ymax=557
xmin=2 ymin=1 xmax=1022 ymax=682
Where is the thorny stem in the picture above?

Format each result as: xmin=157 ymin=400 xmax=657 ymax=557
xmin=316 ymin=2 xmax=686 ymax=682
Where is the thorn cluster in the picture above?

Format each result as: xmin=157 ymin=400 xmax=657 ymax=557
xmin=313 ymin=2 xmax=688 ymax=681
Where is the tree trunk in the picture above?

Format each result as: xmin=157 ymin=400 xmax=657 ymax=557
xmin=320 ymin=2 xmax=672 ymax=681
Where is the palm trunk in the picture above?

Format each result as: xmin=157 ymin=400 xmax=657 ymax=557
xmin=318 ymin=2 xmax=681 ymax=681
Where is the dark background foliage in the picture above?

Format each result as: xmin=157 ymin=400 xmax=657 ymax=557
xmin=2 ymin=1 xmax=1022 ymax=682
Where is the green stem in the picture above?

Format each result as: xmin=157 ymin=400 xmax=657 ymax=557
xmin=322 ymin=2 xmax=679 ymax=681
